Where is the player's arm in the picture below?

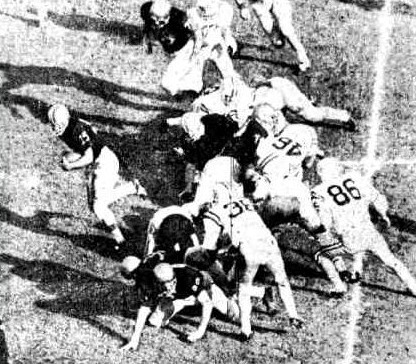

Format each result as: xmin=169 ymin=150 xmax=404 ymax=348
xmin=145 ymin=221 xmax=157 ymax=255
xmin=311 ymin=188 xmax=333 ymax=228
xmin=61 ymin=147 xmax=94 ymax=171
xmin=119 ymin=305 xmax=152 ymax=351
xmin=186 ymin=289 xmax=214 ymax=342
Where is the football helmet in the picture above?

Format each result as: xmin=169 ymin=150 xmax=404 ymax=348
xmin=150 ymin=0 xmax=172 ymax=27
xmin=252 ymin=103 xmax=286 ymax=136
xmin=154 ymin=263 xmax=175 ymax=283
xmin=48 ymin=104 xmax=70 ymax=136
xmin=120 ymin=256 xmax=141 ymax=278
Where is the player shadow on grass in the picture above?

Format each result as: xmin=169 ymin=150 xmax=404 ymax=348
xmin=236 ymin=42 xmax=301 ymax=72
xmin=388 ymin=213 xmax=416 ymax=236
xmin=47 ymin=12 xmax=145 ymax=46
xmin=0 ymin=205 xmax=132 ymax=260
xmin=0 ymin=62 xmax=182 ymax=118
xmin=0 ymin=10 xmax=145 ymax=45
xmin=335 ymin=0 xmax=414 ymax=16
xmin=0 ymin=253 xmax=135 ymax=343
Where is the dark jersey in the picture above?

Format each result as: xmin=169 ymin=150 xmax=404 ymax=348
xmin=59 ymin=117 xmax=105 ymax=161
xmin=141 ymin=1 xmax=193 ymax=53
xmin=134 ymin=256 xmax=212 ymax=308
xmin=172 ymin=265 xmax=213 ymax=299
xmin=182 ymin=114 xmax=239 ymax=170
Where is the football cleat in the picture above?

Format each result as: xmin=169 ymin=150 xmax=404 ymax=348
xmin=239 ymin=332 xmax=254 ymax=342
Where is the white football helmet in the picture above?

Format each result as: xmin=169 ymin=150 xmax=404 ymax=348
xmin=120 ymin=256 xmax=141 ymax=275
xmin=154 ymin=263 xmax=175 ymax=282
xmin=150 ymin=0 xmax=172 ymax=27
xmin=252 ymin=103 xmax=287 ymax=136
xmin=48 ymin=104 xmax=70 ymax=136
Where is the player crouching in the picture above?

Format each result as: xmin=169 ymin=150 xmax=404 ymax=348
xmin=185 ymin=156 xmax=304 ymax=340
xmin=312 ymin=157 xmax=416 ymax=296
xmin=47 ymin=104 xmax=147 ymax=248
xmin=119 ymin=253 xmax=240 ymax=350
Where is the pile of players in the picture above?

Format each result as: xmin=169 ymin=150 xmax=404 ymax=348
xmin=45 ymin=0 xmax=416 ymax=351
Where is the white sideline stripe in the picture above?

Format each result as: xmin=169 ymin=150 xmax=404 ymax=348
xmin=341 ymin=0 xmax=394 ymax=363
xmin=365 ymin=0 xmax=394 ymax=166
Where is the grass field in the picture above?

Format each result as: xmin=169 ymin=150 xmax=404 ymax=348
xmin=1 ymin=0 xmax=416 ymax=363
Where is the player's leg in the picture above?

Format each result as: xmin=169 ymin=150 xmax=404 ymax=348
xmin=370 ymin=234 xmax=416 ymax=295
xmin=251 ymin=1 xmax=274 ymax=35
xmin=293 ymin=180 xmax=323 ymax=232
xmin=266 ymin=240 xmax=302 ymax=324
xmin=270 ymin=0 xmax=309 ymax=71
xmin=162 ymin=40 xmax=203 ymax=95
xmin=89 ymin=149 xmax=126 ymax=244
xmin=314 ymin=236 xmax=349 ymax=294
xmin=236 ymin=260 xmax=259 ymax=340
xmin=269 ymin=77 xmax=352 ymax=128
xmin=211 ymin=284 xmax=240 ymax=321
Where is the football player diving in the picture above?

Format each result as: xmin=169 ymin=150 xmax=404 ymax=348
xmin=47 ymin=104 xmax=147 ymax=248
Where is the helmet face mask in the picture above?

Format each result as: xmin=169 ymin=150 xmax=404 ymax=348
xmin=48 ymin=104 xmax=70 ymax=136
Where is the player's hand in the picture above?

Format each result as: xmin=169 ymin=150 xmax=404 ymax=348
xmin=60 ymin=158 xmax=72 ymax=171
xmin=298 ymin=54 xmax=311 ymax=72
xmin=173 ymin=147 xmax=185 ymax=157
xmin=240 ymin=7 xmax=250 ymax=20
xmin=381 ymin=215 xmax=391 ymax=228
xmin=119 ymin=340 xmax=139 ymax=351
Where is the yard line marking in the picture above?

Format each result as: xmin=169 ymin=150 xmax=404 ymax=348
xmin=365 ymin=0 xmax=394 ymax=168
xmin=340 ymin=0 xmax=394 ymax=363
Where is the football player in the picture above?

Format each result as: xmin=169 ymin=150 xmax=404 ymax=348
xmin=47 ymin=104 xmax=147 ymax=248
xmin=168 ymin=74 xmax=354 ymax=145
xmin=144 ymin=204 xmax=200 ymax=261
xmin=244 ymin=103 xmax=323 ymax=232
xmin=312 ymin=158 xmax=416 ymax=296
xmin=185 ymin=156 xmax=303 ymax=340
xmin=119 ymin=253 xmax=241 ymax=350
xmin=161 ymin=0 xmax=237 ymax=96
xmin=234 ymin=0 xmax=310 ymax=71
xmin=140 ymin=0 xmax=193 ymax=54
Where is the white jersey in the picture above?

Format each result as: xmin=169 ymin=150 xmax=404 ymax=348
xmin=255 ymin=123 xmax=318 ymax=180
xmin=193 ymin=157 xmax=245 ymax=207
xmin=206 ymin=197 xmax=273 ymax=247
xmin=192 ymin=76 xmax=254 ymax=131
xmin=311 ymin=171 xmax=386 ymax=238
